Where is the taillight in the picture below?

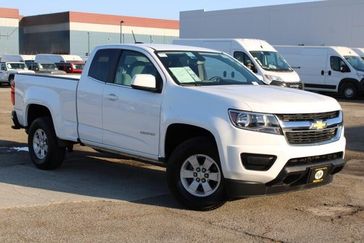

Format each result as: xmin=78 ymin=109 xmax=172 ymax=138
xmin=10 ymin=79 xmax=15 ymax=106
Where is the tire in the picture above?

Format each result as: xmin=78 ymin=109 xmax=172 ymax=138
xmin=167 ymin=137 xmax=226 ymax=211
xmin=340 ymin=82 xmax=358 ymax=99
xmin=28 ymin=117 xmax=65 ymax=170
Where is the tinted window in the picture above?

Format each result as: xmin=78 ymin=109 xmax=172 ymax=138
xmin=89 ymin=49 xmax=121 ymax=82
xmin=113 ymin=50 xmax=161 ymax=87
xmin=234 ymin=52 xmax=252 ymax=66
xmin=330 ymin=56 xmax=350 ymax=72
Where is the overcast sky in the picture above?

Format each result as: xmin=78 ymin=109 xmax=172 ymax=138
xmin=0 ymin=0 xmax=319 ymax=19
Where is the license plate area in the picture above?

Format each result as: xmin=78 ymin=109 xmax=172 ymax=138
xmin=308 ymin=166 xmax=329 ymax=184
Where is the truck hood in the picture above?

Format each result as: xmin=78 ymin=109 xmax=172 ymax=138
xmin=190 ymin=85 xmax=341 ymax=114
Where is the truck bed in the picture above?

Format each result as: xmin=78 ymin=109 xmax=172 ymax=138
xmin=14 ymin=73 xmax=80 ymax=142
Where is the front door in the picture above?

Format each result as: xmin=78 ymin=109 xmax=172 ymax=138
xmin=102 ymin=49 xmax=163 ymax=159
xmin=326 ymin=56 xmax=351 ymax=91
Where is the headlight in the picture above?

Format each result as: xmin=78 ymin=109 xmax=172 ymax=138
xmin=228 ymin=109 xmax=282 ymax=135
xmin=264 ymin=74 xmax=283 ymax=82
xmin=270 ymin=80 xmax=287 ymax=87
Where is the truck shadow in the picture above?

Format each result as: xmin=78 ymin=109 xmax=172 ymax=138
xmin=0 ymin=141 xmax=181 ymax=209
xmin=345 ymin=126 xmax=364 ymax=153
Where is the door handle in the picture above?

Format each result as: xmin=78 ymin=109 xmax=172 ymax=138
xmin=321 ymin=70 xmax=325 ymax=75
xmin=328 ymin=71 xmax=332 ymax=76
xmin=106 ymin=93 xmax=118 ymax=101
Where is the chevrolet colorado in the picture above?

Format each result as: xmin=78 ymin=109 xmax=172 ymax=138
xmin=11 ymin=44 xmax=346 ymax=210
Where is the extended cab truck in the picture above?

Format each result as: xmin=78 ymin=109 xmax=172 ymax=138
xmin=12 ymin=44 xmax=346 ymax=210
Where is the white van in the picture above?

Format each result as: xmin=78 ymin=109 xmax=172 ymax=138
xmin=35 ymin=54 xmax=85 ymax=74
xmin=276 ymin=46 xmax=364 ymax=99
xmin=353 ymin=48 xmax=364 ymax=60
xmin=2 ymin=55 xmax=35 ymax=69
xmin=173 ymin=39 xmax=302 ymax=88
xmin=35 ymin=54 xmax=83 ymax=64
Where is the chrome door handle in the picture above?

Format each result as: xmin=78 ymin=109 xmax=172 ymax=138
xmin=107 ymin=93 xmax=118 ymax=101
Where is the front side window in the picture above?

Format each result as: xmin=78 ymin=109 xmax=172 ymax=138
xmin=344 ymin=56 xmax=364 ymax=72
xmin=157 ymin=51 xmax=261 ymax=86
xmin=233 ymin=51 xmax=257 ymax=73
xmin=7 ymin=63 xmax=26 ymax=70
xmin=330 ymin=56 xmax=350 ymax=72
xmin=250 ymin=51 xmax=292 ymax=72
xmin=88 ymin=49 xmax=121 ymax=82
xmin=113 ymin=50 xmax=161 ymax=87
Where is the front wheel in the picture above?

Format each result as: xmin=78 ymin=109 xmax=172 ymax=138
xmin=167 ymin=137 xmax=225 ymax=211
xmin=340 ymin=83 xmax=358 ymax=99
xmin=28 ymin=117 xmax=65 ymax=170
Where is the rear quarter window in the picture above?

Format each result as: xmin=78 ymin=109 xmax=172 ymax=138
xmin=88 ymin=49 xmax=121 ymax=82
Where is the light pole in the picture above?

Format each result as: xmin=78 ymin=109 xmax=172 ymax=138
xmin=87 ymin=32 xmax=90 ymax=56
xmin=120 ymin=20 xmax=124 ymax=43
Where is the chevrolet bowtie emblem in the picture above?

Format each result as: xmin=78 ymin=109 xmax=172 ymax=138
xmin=310 ymin=120 xmax=327 ymax=130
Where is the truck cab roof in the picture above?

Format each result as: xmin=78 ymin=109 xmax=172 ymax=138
xmin=93 ymin=44 xmax=222 ymax=54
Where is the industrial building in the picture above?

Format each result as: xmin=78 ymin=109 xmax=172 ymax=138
xmin=0 ymin=8 xmax=20 ymax=56
xmin=20 ymin=11 xmax=179 ymax=58
xmin=180 ymin=0 xmax=364 ymax=47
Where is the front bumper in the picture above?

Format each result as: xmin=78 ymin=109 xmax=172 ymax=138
xmin=225 ymin=158 xmax=345 ymax=199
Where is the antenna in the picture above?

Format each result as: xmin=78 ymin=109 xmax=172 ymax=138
xmin=131 ymin=30 xmax=143 ymax=44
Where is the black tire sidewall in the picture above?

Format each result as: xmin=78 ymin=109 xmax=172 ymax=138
xmin=28 ymin=117 xmax=65 ymax=170
xmin=341 ymin=83 xmax=357 ymax=99
xmin=167 ymin=137 xmax=225 ymax=210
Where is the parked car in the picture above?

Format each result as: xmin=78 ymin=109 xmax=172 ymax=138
xmin=0 ymin=62 xmax=34 ymax=85
xmin=28 ymin=62 xmax=66 ymax=75
xmin=1 ymin=55 xmax=36 ymax=70
xmin=35 ymin=54 xmax=85 ymax=74
xmin=174 ymin=38 xmax=302 ymax=89
xmin=276 ymin=46 xmax=364 ymax=99
xmin=11 ymin=44 xmax=346 ymax=210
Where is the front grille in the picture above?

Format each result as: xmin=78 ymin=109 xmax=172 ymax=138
xmin=277 ymin=111 xmax=340 ymax=122
xmin=285 ymin=128 xmax=338 ymax=145
xmin=287 ymin=152 xmax=343 ymax=166
xmin=286 ymin=82 xmax=303 ymax=89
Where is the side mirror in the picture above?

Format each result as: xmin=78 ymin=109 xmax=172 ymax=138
xmin=245 ymin=60 xmax=258 ymax=73
xmin=340 ymin=65 xmax=350 ymax=73
xmin=131 ymin=74 xmax=159 ymax=92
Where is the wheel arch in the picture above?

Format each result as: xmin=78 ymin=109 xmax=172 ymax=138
xmin=164 ymin=123 xmax=218 ymax=161
xmin=338 ymin=78 xmax=359 ymax=91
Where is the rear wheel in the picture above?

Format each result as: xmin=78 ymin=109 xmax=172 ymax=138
xmin=340 ymin=82 xmax=358 ymax=99
xmin=167 ymin=137 xmax=225 ymax=211
xmin=28 ymin=117 xmax=65 ymax=170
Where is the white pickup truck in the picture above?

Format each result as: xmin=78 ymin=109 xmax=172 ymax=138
xmin=12 ymin=44 xmax=346 ymax=210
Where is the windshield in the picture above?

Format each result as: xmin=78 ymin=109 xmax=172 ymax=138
xmin=250 ymin=51 xmax=292 ymax=72
xmin=72 ymin=63 xmax=84 ymax=70
xmin=156 ymin=51 xmax=262 ymax=86
xmin=39 ymin=63 xmax=58 ymax=70
xmin=7 ymin=63 xmax=27 ymax=70
xmin=344 ymin=56 xmax=364 ymax=72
